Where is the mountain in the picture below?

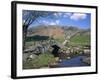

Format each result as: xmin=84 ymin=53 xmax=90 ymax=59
xmin=27 ymin=25 xmax=90 ymax=44
xmin=27 ymin=25 xmax=65 ymax=40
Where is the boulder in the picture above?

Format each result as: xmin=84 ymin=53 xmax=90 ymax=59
xmin=82 ymin=57 xmax=91 ymax=65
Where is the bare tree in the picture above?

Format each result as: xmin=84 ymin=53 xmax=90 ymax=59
xmin=23 ymin=10 xmax=54 ymax=50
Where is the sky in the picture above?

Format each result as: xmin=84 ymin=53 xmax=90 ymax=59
xmin=23 ymin=10 xmax=91 ymax=29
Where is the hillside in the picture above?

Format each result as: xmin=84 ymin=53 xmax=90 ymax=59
xmin=27 ymin=26 xmax=65 ymax=40
xmin=24 ymin=25 xmax=91 ymax=69
xmin=27 ymin=25 xmax=90 ymax=45
xmin=70 ymin=33 xmax=90 ymax=46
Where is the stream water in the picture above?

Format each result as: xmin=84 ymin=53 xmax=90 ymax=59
xmin=58 ymin=55 xmax=90 ymax=67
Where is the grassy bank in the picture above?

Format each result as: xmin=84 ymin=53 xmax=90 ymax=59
xmin=23 ymin=53 xmax=55 ymax=69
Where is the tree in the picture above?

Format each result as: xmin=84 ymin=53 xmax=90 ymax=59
xmin=23 ymin=10 xmax=54 ymax=50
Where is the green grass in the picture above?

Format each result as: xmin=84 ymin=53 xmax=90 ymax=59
xmin=23 ymin=53 xmax=55 ymax=69
xmin=70 ymin=34 xmax=90 ymax=46
xmin=55 ymin=38 xmax=65 ymax=43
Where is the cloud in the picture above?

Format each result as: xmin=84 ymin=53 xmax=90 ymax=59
xmin=42 ymin=19 xmax=60 ymax=25
xmin=53 ymin=12 xmax=87 ymax=21
xmin=49 ymin=20 xmax=60 ymax=25
xmin=42 ymin=13 xmax=87 ymax=26
xmin=53 ymin=12 xmax=72 ymax=18
xmin=56 ymin=20 xmax=60 ymax=25
xmin=70 ymin=13 xmax=87 ymax=21
xmin=53 ymin=13 xmax=63 ymax=18
xmin=49 ymin=22 xmax=56 ymax=25
xmin=43 ymin=20 xmax=49 ymax=24
xmin=63 ymin=13 xmax=72 ymax=18
xmin=53 ymin=13 xmax=58 ymax=17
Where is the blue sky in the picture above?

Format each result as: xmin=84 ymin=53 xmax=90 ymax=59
xmin=23 ymin=11 xmax=91 ymax=29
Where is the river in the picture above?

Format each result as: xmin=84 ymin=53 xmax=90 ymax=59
xmin=58 ymin=55 xmax=90 ymax=67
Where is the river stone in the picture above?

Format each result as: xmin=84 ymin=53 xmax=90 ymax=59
xmin=82 ymin=57 xmax=90 ymax=65
xmin=23 ymin=53 xmax=37 ymax=61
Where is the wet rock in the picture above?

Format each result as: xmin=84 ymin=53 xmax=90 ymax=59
xmin=83 ymin=49 xmax=90 ymax=56
xmin=23 ymin=53 xmax=37 ymax=61
xmin=49 ymin=62 xmax=59 ymax=68
xmin=82 ymin=57 xmax=91 ymax=65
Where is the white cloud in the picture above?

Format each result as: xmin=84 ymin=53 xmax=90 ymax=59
xmin=53 ymin=12 xmax=87 ymax=21
xmin=58 ymin=13 xmax=62 ymax=16
xmin=56 ymin=20 xmax=60 ymax=25
xmin=54 ymin=12 xmax=72 ymax=18
xmin=43 ymin=20 xmax=48 ymax=24
xmin=42 ymin=13 xmax=87 ymax=26
xmin=49 ymin=22 xmax=56 ymax=25
xmin=70 ymin=13 xmax=87 ymax=21
xmin=42 ymin=20 xmax=60 ymax=25
xmin=53 ymin=12 xmax=63 ymax=18
xmin=53 ymin=13 xmax=58 ymax=17
xmin=43 ymin=20 xmax=55 ymax=25
xmin=63 ymin=13 xmax=72 ymax=18
xmin=50 ymin=20 xmax=60 ymax=25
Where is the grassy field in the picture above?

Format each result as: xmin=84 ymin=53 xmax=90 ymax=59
xmin=70 ymin=34 xmax=90 ymax=46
